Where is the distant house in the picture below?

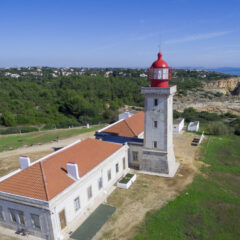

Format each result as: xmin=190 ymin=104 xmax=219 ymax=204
xmin=52 ymin=73 xmax=58 ymax=78
xmin=104 ymin=71 xmax=112 ymax=78
xmin=11 ymin=74 xmax=20 ymax=78
xmin=139 ymin=73 xmax=147 ymax=77
xmin=187 ymin=121 xmax=200 ymax=132
xmin=118 ymin=111 xmax=133 ymax=121
xmin=173 ymin=118 xmax=184 ymax=133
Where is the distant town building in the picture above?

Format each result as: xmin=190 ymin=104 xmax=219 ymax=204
xmin=139 ymin=73 xmax=147 ymax=77
xmin=104 ymin=71 xmax=112 ymax=77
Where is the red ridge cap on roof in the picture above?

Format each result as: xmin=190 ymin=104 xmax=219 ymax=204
xmin=39 ymin=161 xmax=49 ymax=201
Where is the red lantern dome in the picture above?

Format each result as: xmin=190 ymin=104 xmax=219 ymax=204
xmin=148 ymin=52 xmax=172 ymax=88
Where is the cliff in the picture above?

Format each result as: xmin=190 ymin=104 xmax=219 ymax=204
xmin=203 ymin=77 xmax=240 ymax=95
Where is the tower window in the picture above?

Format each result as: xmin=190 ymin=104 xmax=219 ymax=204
xmin=154 ymin=121 xmax=158 ymax=128
xmin=154 ymin=99 xmax=158 ymax=106
xmin=153 ymin=141 xmax=157 ymax=148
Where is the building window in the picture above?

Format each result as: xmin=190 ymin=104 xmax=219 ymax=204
xmin=74 ymin=197 xmax=80 ymax=211
xmin=107 ymin=169 xmax=111 ymax=181
xmin=98 ymin=177 xmax=103 ymax=190
xmin=133 ymin=151 xmax=138 ymax=161
xmin=154 ymin=121 xmax=158 ymax=128
xmin=9 ymin=209 xmax=25 ymax=225
xmin=153 ymin=141 xmax=157 ymax=148
xmin=9 ymin=209 xmax=17 ymax=223
xmin=0 ymin=206 xmax=4 ymax=221
xmin=116 ymin=163 xmax=119 ymax=173
xmin=87 ymin=186 xmax=92 ymax=200
xmin=31 ymin=214 xmax=41 ymax=230
xmin=154 ymin=99 xmax=158 ymax=106
xmin=122 ymin=157 xmax=126 ymax=169
xmin=18 ymin=211 xmax=25 ymax=225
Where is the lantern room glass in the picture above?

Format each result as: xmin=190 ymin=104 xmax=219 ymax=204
xmin=152 ymin=68 xmax=169 ymax=79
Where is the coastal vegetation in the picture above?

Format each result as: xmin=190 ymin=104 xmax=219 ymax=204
xmin=0 ymin=67 xmax=232 ymax=129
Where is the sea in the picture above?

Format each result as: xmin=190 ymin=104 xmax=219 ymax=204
xmin=207 ymin=68 xmax=240 ymax=76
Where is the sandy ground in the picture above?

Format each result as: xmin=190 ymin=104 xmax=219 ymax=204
xmin=0 ymin=131 xmax=95 ymax=177
xmin=94 ymin=133 xmax=202 ymax=240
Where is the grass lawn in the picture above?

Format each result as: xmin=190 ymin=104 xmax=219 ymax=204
xmin=0 ymin=125 xmax=104 ymax=152
xmin=134 ymin=135 xmax=240 ymax=240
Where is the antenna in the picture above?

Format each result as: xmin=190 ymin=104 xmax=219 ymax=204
xmin=158 ymin=33 xmax=162 ymax=53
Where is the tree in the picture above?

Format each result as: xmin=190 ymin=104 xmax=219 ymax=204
xmin=2 ymin=112 xmax=16 ymax=126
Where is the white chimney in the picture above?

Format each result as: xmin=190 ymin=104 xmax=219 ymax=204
xmin=19 ymin=156 xmax=31 ymax=170
xmin=67 ymin=163 xmax=80 ymax=180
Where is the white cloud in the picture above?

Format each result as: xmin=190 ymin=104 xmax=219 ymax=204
xmin=165 ymin=31 xmax=233 ymax=44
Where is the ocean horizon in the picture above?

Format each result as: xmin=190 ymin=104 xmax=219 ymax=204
xmin=207 ymin=68 xmax=240 ymax=76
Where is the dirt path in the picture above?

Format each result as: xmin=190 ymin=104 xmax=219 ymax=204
xmin=94 ymin=133 xmax=202 ymax=240
xmin=0 ymin=131 xmax=95 ymax=177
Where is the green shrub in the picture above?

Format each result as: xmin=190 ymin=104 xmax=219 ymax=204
xmin=20 ymin=127 xmax=38 ymax=133
xmin=0 ymin=126 xmax=38 ymax=135
xmin=2 ymin=112 xmax=16 ymax=127
xmin=206 ymin=122 xmax=230 ymax=136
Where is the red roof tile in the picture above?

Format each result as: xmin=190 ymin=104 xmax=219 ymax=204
xmin=0 ymin=139 xmax=122 ymax=201
xmin=103 ymin=111 xmax=144 ymax=138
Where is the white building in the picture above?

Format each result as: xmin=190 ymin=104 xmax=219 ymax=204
xmin=187 ymin=121 xmax=200 ymax=132
xmin=0 ymin=139 xmax=128 ymax=240
xmin=0 ymin=51 xmax=180 ymax=239
xmin=173 ymin=118 xmax=184 ymax=133
xmin=118 ymin=111 xmax=133 ymax=121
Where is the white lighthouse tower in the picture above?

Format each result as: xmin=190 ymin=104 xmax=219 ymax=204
xmin=140 ymin=52 xmax=179 ymax=177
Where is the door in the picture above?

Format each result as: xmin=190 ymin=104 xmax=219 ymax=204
xmin=59 ymin=210 xmax=66 ymax=229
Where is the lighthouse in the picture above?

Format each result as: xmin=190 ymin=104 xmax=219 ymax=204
xmin=140 ymin=52 xmax=179 ymax=177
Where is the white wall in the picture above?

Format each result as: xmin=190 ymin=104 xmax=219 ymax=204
xmin=0 ymin=144 xmax=128 ymax=240
xmin=188 ymin=121 xmax=199 ymax=132
xmin=0 ymin=197 xmax=53 ymax=239
xmin=173 ymin=119 xmax=184 ymax=133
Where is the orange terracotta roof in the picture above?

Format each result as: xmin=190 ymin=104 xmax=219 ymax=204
xmin=103 ymin=111 xmax=144 ymax=138
xmin=0 ymin=139 xmax=122 ymax=201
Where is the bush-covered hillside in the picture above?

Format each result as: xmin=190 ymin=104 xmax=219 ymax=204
xmin=0 ymin=67 xmax=232 ymax=128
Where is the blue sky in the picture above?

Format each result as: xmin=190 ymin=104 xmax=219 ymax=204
xmin=0 ymin=0 xmax=240 ymax=68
